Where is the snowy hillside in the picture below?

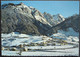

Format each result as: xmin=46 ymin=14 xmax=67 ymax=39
xmin=1 ymin=33 xmax=51 ymax=46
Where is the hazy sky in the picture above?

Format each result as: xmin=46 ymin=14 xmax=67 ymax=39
xmin=1 ymin=1 xmax=79 ymax=18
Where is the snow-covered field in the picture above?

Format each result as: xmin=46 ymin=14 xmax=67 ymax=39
xmin=1 ymin=28 xmax=79 ymax=56
xmin=2 ymin=47 xmax=79 ymax=56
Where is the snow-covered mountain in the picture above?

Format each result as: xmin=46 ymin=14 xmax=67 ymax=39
xmin=2 ymin=3 xmax=50 ymax=25
xmin=28 ymin=6 xmax=51 ymax=26
xmin=1 ymin=3 xmax=79 ymax=36
xmin=43 ymin=12 xmax=56 ymax=26
xmin=53 ymin=14 xmax=65 ymax=24
xmin=43 ymin=12 xmax=65 ymax=25
xmin=1 ymin=3 xmax=52 ymax=35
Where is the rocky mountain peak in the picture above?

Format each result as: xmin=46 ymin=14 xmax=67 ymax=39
xmin=43 ymin=12 xmax=47 ymax=15
xmin=53 ymin=14 xmax=65 ymax=24
xmin=43 ymin=12 xmax=56 ymax=26
xmin=2 ymin=2 xmax=28 ymax=9
xmin=58 ymin=14 xmax=65 ymax=20
xmin=43 ymin=12 xmax=65 ymax=25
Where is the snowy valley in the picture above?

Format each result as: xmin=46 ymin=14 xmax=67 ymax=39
xmin=1 ymin=27 xmax=79 ymax=56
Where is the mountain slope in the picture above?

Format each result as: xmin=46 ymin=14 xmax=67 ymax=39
xmin=1 ymin=3 xmax=51 ymax=35
xmin=45 ymin=14 xmax=79 ymax=35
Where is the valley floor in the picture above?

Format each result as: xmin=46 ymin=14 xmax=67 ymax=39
xmin=1 ymin=28 xmax=79 ymax=56
xmin=2 ymin=45 xmax=79 ymax=56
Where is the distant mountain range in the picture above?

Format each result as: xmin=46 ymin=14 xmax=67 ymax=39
xmin=43 ymin=12 xmax=65 ymax=25
xmin=1 ymin=3 xmax=79 ymax=35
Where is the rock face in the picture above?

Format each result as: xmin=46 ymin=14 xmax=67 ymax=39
xmin=1 ymin=3 xmax=51 ymax=35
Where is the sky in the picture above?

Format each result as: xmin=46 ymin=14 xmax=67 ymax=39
xmin=1 ymin=1 xmax=79 ymax=18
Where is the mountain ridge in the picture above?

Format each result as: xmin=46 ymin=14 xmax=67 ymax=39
xmin=1 ymin=3 xmax=79 ymax=36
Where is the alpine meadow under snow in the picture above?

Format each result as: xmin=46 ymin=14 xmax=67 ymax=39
xmin=1 ymin=2 xmax=79 ymax=56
